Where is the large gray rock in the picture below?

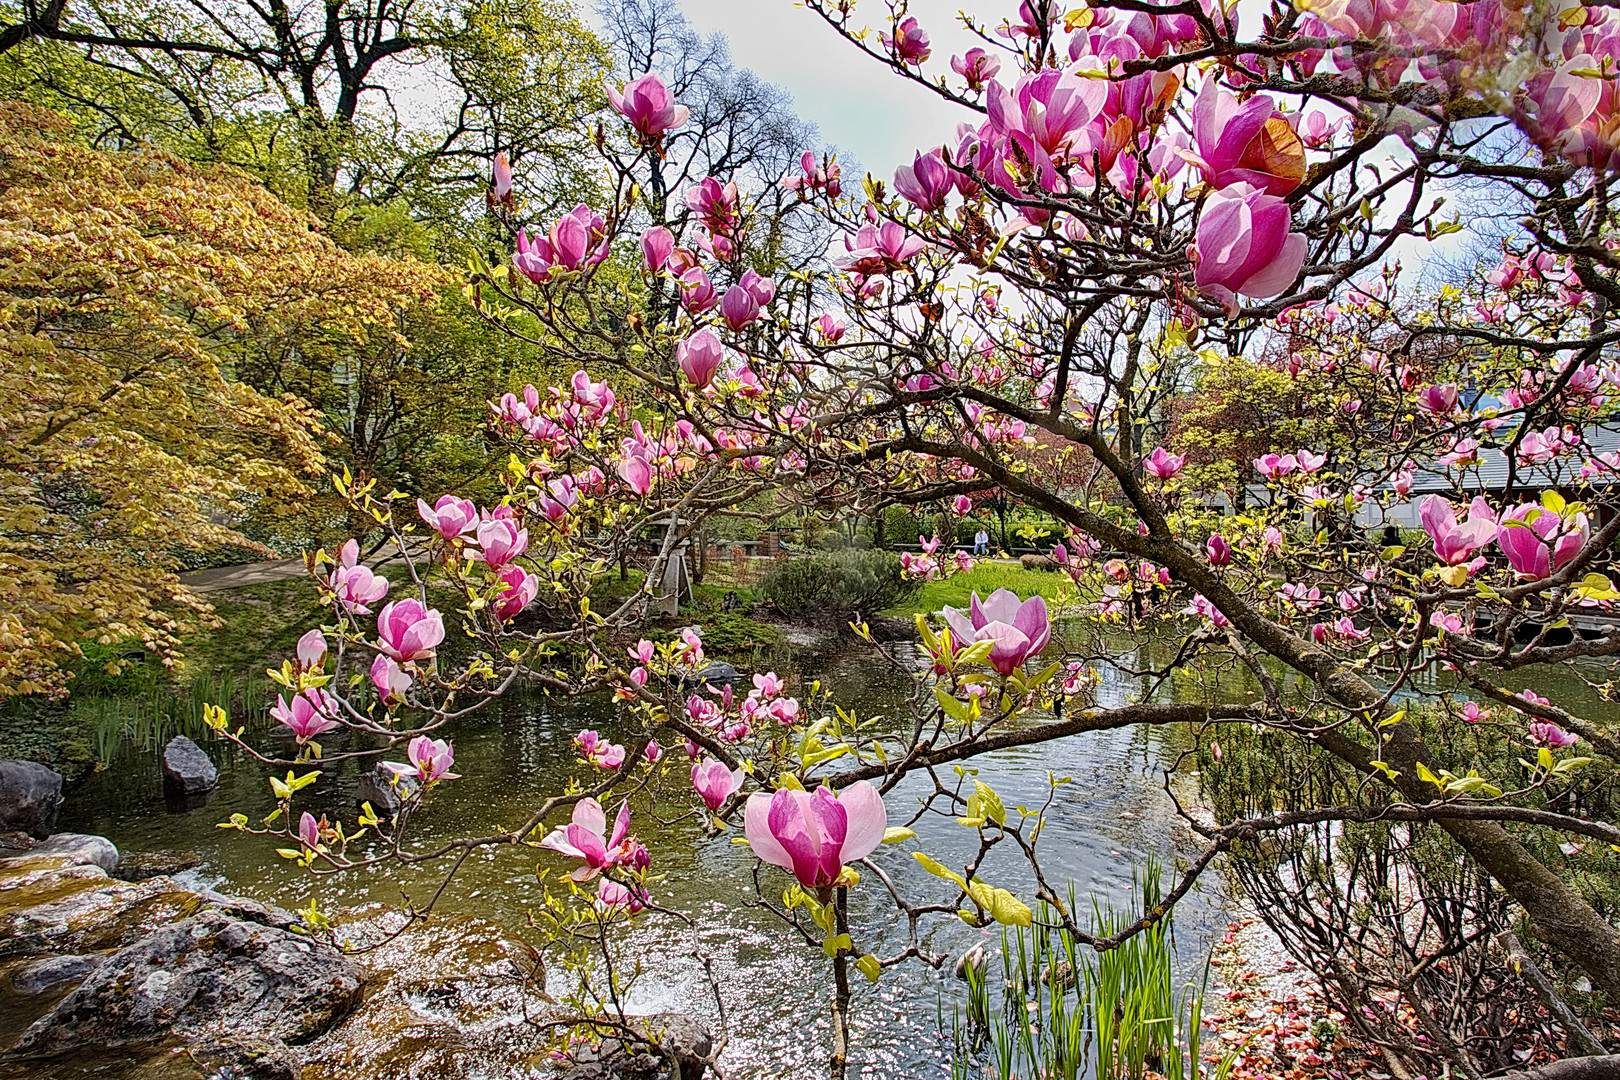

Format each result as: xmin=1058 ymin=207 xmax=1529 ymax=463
xmin=112 ymin=849 xmax=201 ymax=882
xmin=683 ymin=661 xmax=739 ymax=688
xmin=355 ymin=765 xmax=416 ymax=820
xmin=5 ymin=910 xmax=364 ymax=1058
xmin=0 ymin=760 xmax=63 ymax=839
xmin=25 ymin=833 xmax=118 ymax=873
xmin=160 ymin=736 xmax=217 ymax=795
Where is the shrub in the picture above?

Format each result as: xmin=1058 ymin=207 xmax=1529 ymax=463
xmin=884 ymin=506 xmax=922 ymax=547
xmin=760 ymin=549 xmax=919 ymax=617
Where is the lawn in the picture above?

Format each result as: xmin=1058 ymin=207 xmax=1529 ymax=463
xmin=882 ymin=560 xmax=1084 ymax=617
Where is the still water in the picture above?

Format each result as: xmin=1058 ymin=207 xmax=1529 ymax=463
xmin=53 ymin=624 xmax=1439 ymax=1078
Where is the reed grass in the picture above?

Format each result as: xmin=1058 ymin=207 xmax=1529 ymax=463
xmin=945 ymin=861 xmax=1239 ymax=1080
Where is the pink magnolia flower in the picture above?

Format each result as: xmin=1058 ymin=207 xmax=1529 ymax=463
xmin=953 ymin=494 xmax=973 ymax=514
xmin=491 ymin=151 xmax=513 ymax=199
xmin=541 ymin=799 xmax=642 ymax=882
xmin=605 ymin=72 xmax=689 ymax=139
xmin=595 ymin=878 xmax=647 ymax=914
xmin=752 ymin=671 xmax=784 ymax=698
xmin=370 ymin=654 xmax=412 ymax=705
xmin=1183 ymin=593 xmax=1229 ymax=628
xmin=1206 ymin=534 xmax=1232 ymax=566
xmin=298 ymin=812 xmax=321 ymax=852
xmin=1143 ymin=446 xmax=1186 ymax=479
xmin=512 ymin=205 xmax=610 ymax=282
xmin=686 ymin=177 xmax=741 ymax=233
xmin=1193 ymin=183 xmax=1308 ymax=313
xmin=1461 ymin=701 xmax=1491 ymax=723
xmin=574 ymin=729 xmax=626 ymax=770
xmin=941 ymin=589 xmax=1052 ymax=676
xmin=629 ymin=639 xmax=655 ymax=665
xmin=986 ymin=68 xmax=1107 ymax=189
xmin=295 ymin=629 xmax=327 ymax=671
xmin=679 ymin=328 xmax=725 ymax=388
xmin=1529 ymin=721 xmax=1579 ymax=748
xmin=894 ymin=149 xmax=953 ymax=211
xmin=838 ymin=221 xmax=926 ymax=274
xmin=1185 ymin=84 xmax=1303 ymax=196
xmin=330 ymin=540 xmax=389 ymax=614
xmin=739 ymin=269 xmax=775 ymax=307
xmin=1296 ymin=450 xmax=1327 ymax=474
xmin=1254 ymin=453 xmax=1299 ymax=479
xmin=618 ymin=451 xmax=654 ymax=495
xmin=1497 ymin=502 xmax=1589 ymax=579
xmin=818 ymin=313 xmax=846 ymax=342
xmin=1420 ymin=494 xmax=1497 ymax=566
xmin=376 ymin=599 xmax=445 ymax=662
xmin=744 ymin=781 xmax=887 ymax=890
xmin=418 ymin=495 xmax=479 ymax=540
xmin=494 ymin=564 xmax=538 ymax=621
xmin=641 ymin=226 xmax=676 ymax=273
xmin=1417 ymin=383 xmax=1459 ymax=415
xmin=476 ymin=517 xmax=529 ymax=568
xmin=951 ymin=48 xmax=1001 ymax=91
xmin=1393 ymin=470 xmax=1415 ymax=497
xmin=644 ymin=740 xmax=663 ymax=764
xmin=383 ymin=735 xmax=459 ymax=784
xmin=1430 ymin=610 xmax=1466 ymax=634
xmin=692 ymin=759 xmax=745 ymax=811
xmin=536 ymin=476 xmax=579 ymax=525
xmin=271 ymin=688 xmax=339 ymax=742
xmin=678 ymin=627 xmax=705 ymax=667
xmin=881 ymin=16 xmax=931 ymax=64
xmin=719 ymin=284 xmax=761 ymax=330
xmin=677 ymin=267 xmax=718 ymax=313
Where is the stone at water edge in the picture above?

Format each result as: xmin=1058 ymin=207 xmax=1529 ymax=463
xmin=5 ymin=909 xmax=365 ymax=1060
xmin=23 ymin=833 xmax=119 ymax=873
xmin=9 ymin=954 xmax=101 ymax=996
xmin=558 ymin=1013 xmax=713 ymax=1080
xmin=111 ymin=849 xmax=201 ymax=882
xmin=161 ymin=735 xmax=218 ymax=794
xmin=0 ymin=760 xmax=63 ymax=839
xmin=684 ymin=661 xmax=740 ymax=688
xmin=953 ymin=942 xmax=987 ymax=980
xmin=355 ymin=765 xmax=417 ymax=820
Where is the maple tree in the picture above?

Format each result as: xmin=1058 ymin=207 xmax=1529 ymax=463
xmin=0 ymin=102 xmax=440 ymax=696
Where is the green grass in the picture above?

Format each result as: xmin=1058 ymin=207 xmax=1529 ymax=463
xmin=883 ymin=561 xmax=1083 ymax=617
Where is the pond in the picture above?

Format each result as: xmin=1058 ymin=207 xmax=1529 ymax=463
xmin=48 ymin=625 xmax=1229 ymax=1078
xmin=47 ymin=621 xmax=1611 ymax=1077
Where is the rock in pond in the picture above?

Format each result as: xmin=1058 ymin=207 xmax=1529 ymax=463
xmin=111 ymin=850 xmax=201 ymax=882
xmin=559 ymin=1013 xmax=714 ymax=1080
xmin=0 ymin=837 xmax=711 ymax=1080
xmin=7 ymin=909 xmax=364 ymax=1059
xmin=160 ymin=736 xmax=217 ymax=795
xmin=0 ymin=762 xmax=63 ymax=841
xmin=683 ymin=661 xmax=739 ymax=688
xmin=19 ymin=834 xmax=118 ymax=874
xmin=355 ymin=764 xmax=416 ymax=820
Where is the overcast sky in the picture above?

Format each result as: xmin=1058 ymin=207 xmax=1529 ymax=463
xmin=671 ymin=0 xmax=985 ymax=181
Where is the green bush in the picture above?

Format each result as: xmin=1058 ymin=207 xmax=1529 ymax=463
xmin=760 ymin=549 xmax=919 ymax=617
xmin=884 ymin=506 xmax=922 ymax=547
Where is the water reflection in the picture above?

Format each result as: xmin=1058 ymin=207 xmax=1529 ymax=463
xmin=48 ymin=628 xmax=1276 ymax=1077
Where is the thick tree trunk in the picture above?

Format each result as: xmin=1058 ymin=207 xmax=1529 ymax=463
xmin=978 ymin=452 xmax=1620 ymax=1003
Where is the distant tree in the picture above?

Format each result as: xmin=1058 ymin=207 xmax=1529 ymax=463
xmin=0 ymin=103 xmax=439 ymax=696
xmin=0 ymin=0 xmax=607 ymax=228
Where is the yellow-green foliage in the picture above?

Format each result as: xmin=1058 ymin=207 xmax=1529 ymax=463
xmin=0 ymin=103 xmax=442 ymax=696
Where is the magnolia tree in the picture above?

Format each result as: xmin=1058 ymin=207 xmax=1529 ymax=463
xmin=208 ymin=0 xmax=1620 ymax=1075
